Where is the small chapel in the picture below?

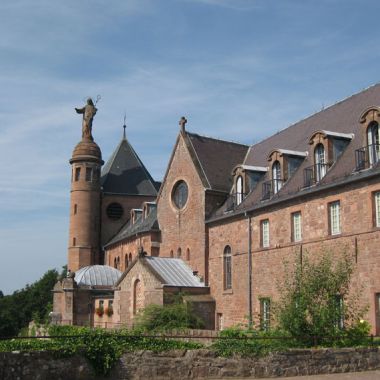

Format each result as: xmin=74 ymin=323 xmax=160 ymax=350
xmin=53 ymin=85 xmax=380 ymax=334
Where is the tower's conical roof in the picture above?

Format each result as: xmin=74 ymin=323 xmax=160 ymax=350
xmin=101 ymin=135 xmax=159 ymax=195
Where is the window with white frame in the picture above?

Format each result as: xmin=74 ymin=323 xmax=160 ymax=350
xmin=329 ymin=201 xmax=341 ymax=235
xmin=261 ymin=219 xmax=270 ymax=248
xmin=314 ymin=143 xmax=327 ymax=181
xmin=272 ymin=161 xmax=282 ymax=194
xmin=236 ymin=175 xmax=243 ymax=205
xmin=260 ymin=298 xmax=271 ymax=331
xmin=375 ymin=191 xmax=380 ymax=227
xmin=335 ymin=295 xmax=344 ymax=329
xmin=367 ymin=122 xmax=380 ymax=165
xmin=292 ymin=211 xmax=302 ymax=242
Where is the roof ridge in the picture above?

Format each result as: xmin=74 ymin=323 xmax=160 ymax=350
xmin=186 ymin=130 xmax=249 ymax=147
xmin=250 ymin=82 xmax=380 ymax=150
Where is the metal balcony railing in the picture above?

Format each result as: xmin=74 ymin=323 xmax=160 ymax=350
xmin=355 ymin=144 xmax=380 ymax=171
xmin=303 ymin=162 xmax=331 ymax=187
xmin=261 ymin=179 xmax=284 ymax=200
xmin=225 ymin=193 xmax=247 ymax=211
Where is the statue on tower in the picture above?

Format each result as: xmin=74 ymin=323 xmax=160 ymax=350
xmin=75 ymin=98 xmax=97 ymax=140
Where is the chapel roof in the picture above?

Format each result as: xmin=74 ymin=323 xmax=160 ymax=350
xmin=104 ymin=204 xmax=159 ymax=247
xmin=116 ymin=256 xmax=206 ymax=288
xmin=186 ymin=132 xmax=249 ymax=193
xmin=145 ymin=256 xmax=205 ymax=287
xmin=74 ymin=265 xmax=122 ymax=287
xmin=101 ymin=135 xmax=159 ymax=196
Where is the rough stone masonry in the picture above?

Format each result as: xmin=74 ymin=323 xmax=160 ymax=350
xmin=2 ymin=347 xmax=380 ymax=380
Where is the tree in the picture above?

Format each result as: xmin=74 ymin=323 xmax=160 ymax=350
xmin=276 ymin=250 xmax=369 ymax=346
xmin=0 ymin=268 xmax=60 ymax=337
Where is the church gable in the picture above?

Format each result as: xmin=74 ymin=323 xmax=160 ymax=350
xmin=115 ymin=257 xmax=164 ymax=325
xmin=157 ymin=132 xmax=205 ymax=211
xmin=157 ymin=131 xmax=207 ymax=276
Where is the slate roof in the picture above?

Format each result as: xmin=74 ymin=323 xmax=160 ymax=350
xmin=75 ymin=265 xmax=122 ymax=287
xmin=105 ymin=205 xmax=159 ymax=247
xmin=209 ymin=83 xmax=380 ymax=220
xmin=101 ymin=136 xmax=159 ymax=195
xmin=186 ymin=132 xmax=249 ymax=193
xmin=145 ymin=257 xmax=205 ymax=287
xmin=115 ymin=256 xmax=206 ymax=288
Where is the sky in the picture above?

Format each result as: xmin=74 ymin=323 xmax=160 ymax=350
xmin=1 ymin=0 xmax=380 ymax=294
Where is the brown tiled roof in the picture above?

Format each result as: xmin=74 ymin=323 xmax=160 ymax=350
xmin=186 ymin=132 xmax=249 ymax=193
xmin=244 ymin=84 xmax=380 ymax=167
xmin=209 ymin=83 xmax=380 ymax=220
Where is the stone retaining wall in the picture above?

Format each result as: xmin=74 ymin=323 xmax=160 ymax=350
xmin=2 ymin=347 xmax=380 ymax=380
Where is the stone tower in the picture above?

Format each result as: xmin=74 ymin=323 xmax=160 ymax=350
xmin=68 ymin=99 xmax=104 ymax=272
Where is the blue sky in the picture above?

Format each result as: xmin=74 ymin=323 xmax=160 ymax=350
xmin=1 ymin=0 xmax=379 ymax=294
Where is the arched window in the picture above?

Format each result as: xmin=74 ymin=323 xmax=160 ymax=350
xmin=129 ymin=253 xmax=132 ymax=263
xmin=133 ymin=279 xmax=143 ymax=315
xmin=125 ymin=254 xmax=128 ymax=269
xmin=223 ymin=245 xmax=232 ymax=290
xmin=114 ymin=257 xmax=117 ymax=269
xmin=170 ymin=250 xmax=174 ymax=258
xmin=367 ymin=122 xmax=380 ymax=165
xmin=236 ymin=175 xmax=243 ymax=205
xmin=272 ymin=161 xmax=282 ymax=194
xmin=186 ymin=248 xmax=190 ymax=261
xmin=177 ymin=248 xmax=182 ymax=258
xmin=314 ymin=144 xmax=326 ymax=181
xmin=117 ymin=256 xmax=120 ymax=269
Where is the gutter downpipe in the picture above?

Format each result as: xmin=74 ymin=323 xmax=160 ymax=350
xmin=245 ymin=211 xmax=253 ymax=328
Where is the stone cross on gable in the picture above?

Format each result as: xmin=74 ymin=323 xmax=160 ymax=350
xmin=179 ymin=116 xmax=187 ymax=132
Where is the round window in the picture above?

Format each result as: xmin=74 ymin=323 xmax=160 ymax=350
xmin=172 ymin=180 xmax=188 ymax=209
xmin=106 ymin=202 xmax=123 ymax=220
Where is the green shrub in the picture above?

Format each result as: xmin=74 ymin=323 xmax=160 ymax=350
xmin=276 ymin=250 xmax=369 ymax=346
xmin=0 ymin=325 xmax=203 ymax=376
xmin=134 ymin=300 xmax=204 ymax=332
xmin=212 ymin=326 xmax=295 ymax=357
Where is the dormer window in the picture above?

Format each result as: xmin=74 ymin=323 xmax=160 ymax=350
xmin=228 ymin=165 xmax=267 ymax=211
xmin=357 ymin=107 xmax=380 ymax=170
xmin=130 ymin=208 xmax=142 ymax=224
xmin=305 ymin=130 xmax=352 ymax=186
xmin=143 ymin=202 xmax=156 ymax=218
xmin=262 ymin=149 xmax=306 ymax=200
